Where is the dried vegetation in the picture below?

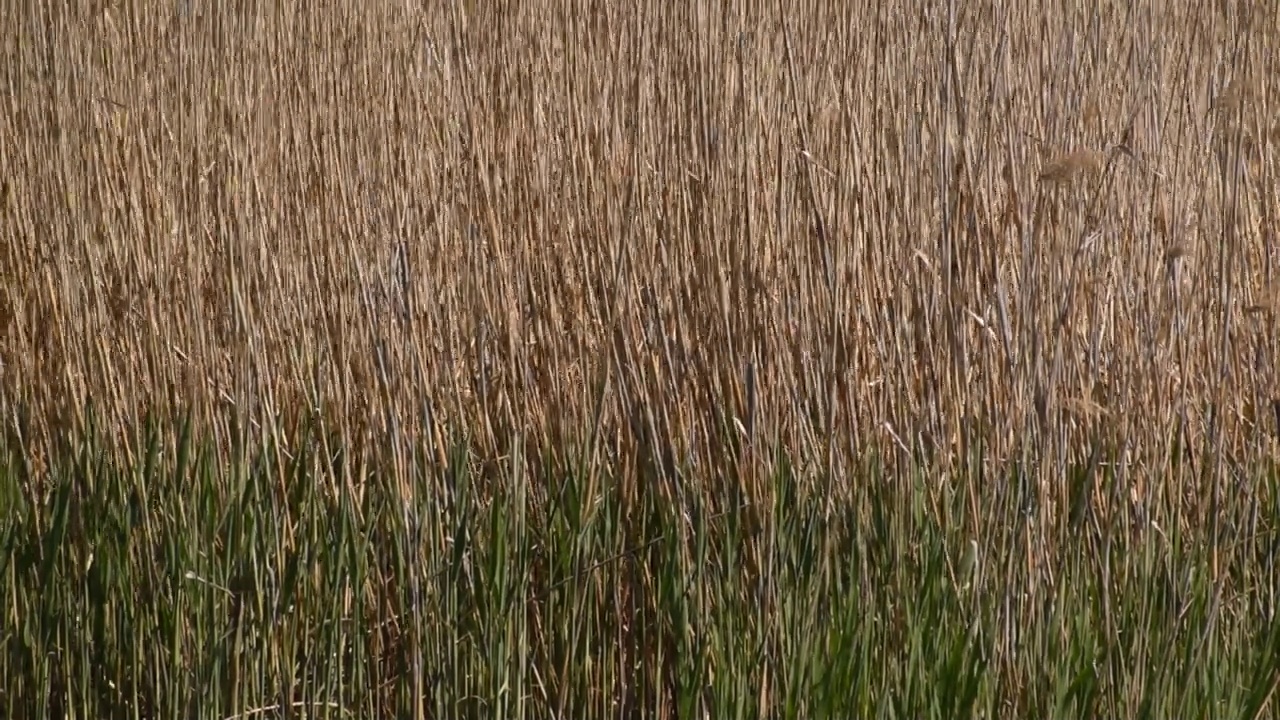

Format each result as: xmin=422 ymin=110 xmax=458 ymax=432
xmin=5 ymin=2 xmax=1279 ymax=515
xmin=2 ymin=0 xmax=1280 ymax=716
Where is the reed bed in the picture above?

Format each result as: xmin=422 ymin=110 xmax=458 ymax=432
xmin=1 ymin=0 xmax=1278 ymax=717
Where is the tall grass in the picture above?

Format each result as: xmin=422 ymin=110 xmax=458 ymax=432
xmin=2 ymin=412 xmax=1277 ymax=717
xmin=1 ymin=0 xmax=1279 ymax=717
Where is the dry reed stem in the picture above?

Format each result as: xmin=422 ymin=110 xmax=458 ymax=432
xmin=0 ymin=0 xmax=1277 ymax=529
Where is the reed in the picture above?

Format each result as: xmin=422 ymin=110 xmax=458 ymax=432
xmin=1 ymin=0 xmax=1278 ymax=717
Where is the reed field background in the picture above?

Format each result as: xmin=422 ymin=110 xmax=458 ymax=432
xmin=2 ymin=0 xmax=1279 ymax=717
